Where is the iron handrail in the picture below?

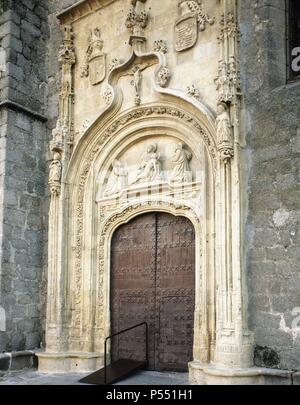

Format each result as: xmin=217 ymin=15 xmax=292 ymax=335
xmin=104 ymin=321 xmax=148 ymax=385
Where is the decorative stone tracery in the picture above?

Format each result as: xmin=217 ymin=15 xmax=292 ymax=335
xmin=40 ymin=0 xmax=255 ymax=385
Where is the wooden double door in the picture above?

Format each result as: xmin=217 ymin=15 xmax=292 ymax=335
xmin=110 ymin=212 xmax=195 ymax=371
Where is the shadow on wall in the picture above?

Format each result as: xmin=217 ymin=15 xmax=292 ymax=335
xmin=254 ymin=346 xmax=280 ymax=368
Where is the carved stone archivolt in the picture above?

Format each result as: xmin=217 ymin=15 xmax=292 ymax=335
xmin=81 ymin=28 xmax=106 ymax=85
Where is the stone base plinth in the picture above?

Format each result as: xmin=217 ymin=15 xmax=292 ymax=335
xmin=37 ymin=352 xmax=103 ymax=373
xmin=189 ymin=361 xmax=293 ymax=385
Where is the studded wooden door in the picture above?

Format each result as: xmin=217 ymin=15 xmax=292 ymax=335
xmin=111 ymin=212 xmax=195 ymax=371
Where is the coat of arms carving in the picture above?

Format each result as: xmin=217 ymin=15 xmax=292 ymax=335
xmin=175 ymin=13 xmax=198 ymax=52
xmin=174 ymin=0 xmax=215 ymax=52
xmin=81 ymin=28 xmax=106 ymax=86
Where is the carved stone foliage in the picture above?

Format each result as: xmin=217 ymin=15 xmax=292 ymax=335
xmin=125 ymin=0 xmax=149 ymax=41
xmin=175 ymin=1 xmax=214 ymax=52
xmin=102 ymin=86 xmax=113 ymax=105
xmin=215 ymin=12 xmax=241 ymax=103
xmin=81 ymin=28 xmax=106 ymax=85
xmin=49 ymin=152 xmax=62 ymax=197
xmin=215 ymin=102 xmax=234 ymax=163
xmin=187 ymin=84 xmax=200 ymax=100
xmin=153 ymin=40 xmax=168 ymax=54
xmin=156 ymin=66 xmax=171 ymax=88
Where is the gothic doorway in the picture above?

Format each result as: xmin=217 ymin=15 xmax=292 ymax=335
xmin=110 ymin=212 xmax=195 ymax=371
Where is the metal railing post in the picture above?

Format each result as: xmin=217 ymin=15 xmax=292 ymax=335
xmin=103 ymin=321 xmax=149 ymax=385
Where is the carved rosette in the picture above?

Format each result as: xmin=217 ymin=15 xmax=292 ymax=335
xmin=156 ymin=66 xmax=171 ymax=88
xmin=187 ymin=84 xmax=200 ymax=100
xmin=153 ymin=40 xmax=168 ymax=54
xmin=102 ymin=86 xmax=113 ymax=106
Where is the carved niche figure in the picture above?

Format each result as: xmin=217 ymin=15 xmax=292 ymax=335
xmin=104 ymin=160 xmax=128 ymax=197
xmin=170 ymin=143 xmax=193 ymax=183
xmin=81 ymin=28 xmax=106 ymax=86
xmin=175 ymin=0 xmax=214 ymax=52
xmin=131 ymin=144 xmax=162 ymax=184
xmin=49 ymin=152 xmax=62 ymax=196
xmin=215 ymin=102 xmax=234 ymax=163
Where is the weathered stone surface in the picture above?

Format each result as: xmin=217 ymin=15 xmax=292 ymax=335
xmin=240 ymin=0 xmax=300 ymax=372
xmin=0 ymin=0 xmax=299 ymax=381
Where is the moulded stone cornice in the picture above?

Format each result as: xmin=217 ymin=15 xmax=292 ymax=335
xmin=57 ymin=0 xmax=116 ymax=24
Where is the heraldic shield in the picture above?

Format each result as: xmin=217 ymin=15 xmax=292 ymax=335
xmin=89 ymin=53 xmax=106 ymax=86
xmin=175 ymin=13 xmax=198 ymax=52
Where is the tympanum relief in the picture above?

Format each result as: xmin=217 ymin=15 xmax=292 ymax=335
xmin=97 ymin=137 xmax=202 ymax=216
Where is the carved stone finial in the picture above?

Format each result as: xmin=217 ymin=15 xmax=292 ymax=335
xmin=125 ymin=0 xmax=149 ymax=47
xmin=59 ymin=25 xmax=76 ymax=66
xmin=216 ymin=13 xmax=241 ymax=102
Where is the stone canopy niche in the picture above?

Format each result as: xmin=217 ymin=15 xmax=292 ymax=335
xmin=38 ymin=0 xmax=258 ymax=385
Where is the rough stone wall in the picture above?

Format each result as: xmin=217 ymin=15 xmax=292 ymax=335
xmin=240 ymin=0 xmax=300 ymax=370
xmin=0 ymin=0 xmax=48 ymax=353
